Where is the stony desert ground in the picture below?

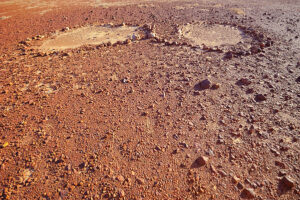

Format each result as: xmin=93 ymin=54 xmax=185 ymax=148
xmin=0 ymin=0 xmax=299 ymax=199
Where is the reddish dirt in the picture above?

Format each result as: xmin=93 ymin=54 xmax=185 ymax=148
xmin=0 ymin=0 xmax=299 ymax=200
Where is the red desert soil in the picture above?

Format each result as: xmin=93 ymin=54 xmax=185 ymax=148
xmin=0 ymin=0 xmax=299 ymax=199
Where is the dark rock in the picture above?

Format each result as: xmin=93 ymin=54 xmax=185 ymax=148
xmin=296 ymin=76 xmax=300 ymax=83
xmin=280 ymin=176 xmax=295 ymax=190
xmin=278 ymin=170 xmax=287 ymax=177
xmin=191 ymin=156 xmax=208 ymax=168
xmin=250 ymin=46 xmax=261 ymax=54
xmin=136 ymin=177 xmax=145 ymax=185
xmin=224 ymin=51 xmax=233 ymax=59
xmin=172 ymin=149 xmax=179 ymax=154
xmin=141 ymin=112 xmax=148 ymax=116
xmin=79 ymin=162 xmax=86 ymax=169
xmin=246 ymin=88 xmax=254 ymax=94
xmin=121 ymin=78 xmax=129 ymax=83
xmin=236 ymin=78 xmax=252 ymax=86
xmin=194 ymin=91 xmax=200 ymax=95
xmin=62 ymin=27 xmax=70 ymax=32
xmin=237 ymin=182 xmax=244 ymax=190
xmin=180 ymin=163 xmax=187 ymax=168
xmin=255 ymin=94 xmax=266 ymax=102
xmin=116 ymin=175 xmax=125 ymax=182
xmin=275 ymin=160 xmax=285 ymax=169
xmin=241 ymin=188 xmax=256 ymax=199
xmin=211 ymin=83 xmax=220 ymax=90
xmin=62 ymin=52 xmax=70 ymax=57
xmin=195 ymin=79 xmax=211 ymax=90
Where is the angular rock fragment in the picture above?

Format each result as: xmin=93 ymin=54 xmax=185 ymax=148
xmin=191 ymin=156 xmax=209 ymax=168
xmin=195 ymin=79 xmax=211 ymax=90
xmin=241 ymin=188 xmax=256 ymax=199
xmin=236 ymin=78 xmax=251 ymax=86
xmin=280 ymin=176 xmax=295 ymax=190
xmin=232 ymin=175 xmax=241 ymax=184
xmin=255 ymin=94 xmax=266 ymax=102
xmin=211 ymin=83 xmax=220 ymax=90
xmin=136 ymin=177 xmax=145 ymax=185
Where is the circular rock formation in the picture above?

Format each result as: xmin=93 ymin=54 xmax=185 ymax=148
xmin=38 ymin=24 xmax=146 ymax=51
xmin=180 ymin=22 xmax=245 ymax=47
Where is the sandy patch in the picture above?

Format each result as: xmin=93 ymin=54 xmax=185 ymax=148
xmin=0 ymin=0 xmax=57 ymax=9
xmin=230 ymin=8 xmax=246 ymax=15
xmin=38 ymin=25 xmax=144 ymax=51
xmin=174 ymin=3 xmax=200 ymax=10
xmin=0 ymin=16 xmax=11 ymax=20
xmin=91 ymin=0 xmax=190 ymax=7
xmin=180 ymin=22 xmax=244 ymax=47
xmin=39 ymin=9 xmax=53 ymax=15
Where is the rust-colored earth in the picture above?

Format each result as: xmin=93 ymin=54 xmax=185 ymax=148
xmin=0 ymin=0 xmax=299 ymax=199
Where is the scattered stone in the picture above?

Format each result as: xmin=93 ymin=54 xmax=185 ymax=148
xmin=125 ymin=39 xmax=131 ymax=45
xmin=280 ymin=176 xmax=295 ymax=190
xmin=180 ymin=163 xmax=187 ymax=168
xmin=210 ymin=165 xmax=217 ymax=173
xmin=206 ymin=149 xmax=214 ymax=156
xmin=237 ymin=182 xmax=244 ymax=190
xmin=22 ymin=168 xmax=34 ymax=183
xmin=255 ymin=94 xmax=266 ymax=102
xmin=147 ymin=32 xmax=156 ymax=39
xmin=62 ymin=52 xmax=71 ymax=57
xmin=217 ymin=138 xmax=225 ymax=144
xmin=237 ymin=78 xmax=251 ymax=86
xmin=121 ymin=78 xmax=129 ymax=83
xmin=250 ymin=46 xmax=260 ymax=54
xmin=118 ymin=189 xmax=125 ymax=197
xmin=1 ymin=142 xmax=9 ymax=148
xmin=194 ymin=156 xmax=208 ymax=167
xmin=194 ymin=91 xmax=200 ymax=95
xmin=65 ymin=164 xmax=72 ymax=171
xmin=136 ymin=177 xmax=145 ymax=185
xmin=232 ymin=175 xmax=241 ymax=184
xmin=296 ymin=76 xmax=300 ymax=83
xmin=79 ymin=162 xmax=86 ymax=169
xmin=62 ymin=27 xmax=70 ymax=32
xmin=278 ymin=170 xmax=287 ymax=177
xmin=246 ymin=88 xmax=254 ymax=94
xmin=141 ymin=112 xmax=148 ymax=116
xmin=179 ymin=142 xmax=189 ymax=148
xmin=195 ymin=79 xmax=211 ymax=90
xmin=218 ymin=170 xmax=227 ymax=177
xmin=211 ymin=83 xmax=220 ymax=90
xmin=172 ymin=149 xmax=179 ymax=154
xmin=224 ymin=51 xmax=233 ymax=59
xmin=270 ymin=148 xmax=280 ymax=156
xmin=126 ymin=178 xmax=132 ymax=186
xmin=241 ymin=188 xmax=256 ymax=199
xmin=117 ymin=175 xmax=125 ymax=183
xmin=132 ymin=33 xmax=140 ymax=41
xmin=275 ymin=160 xmax=285 ymax=169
